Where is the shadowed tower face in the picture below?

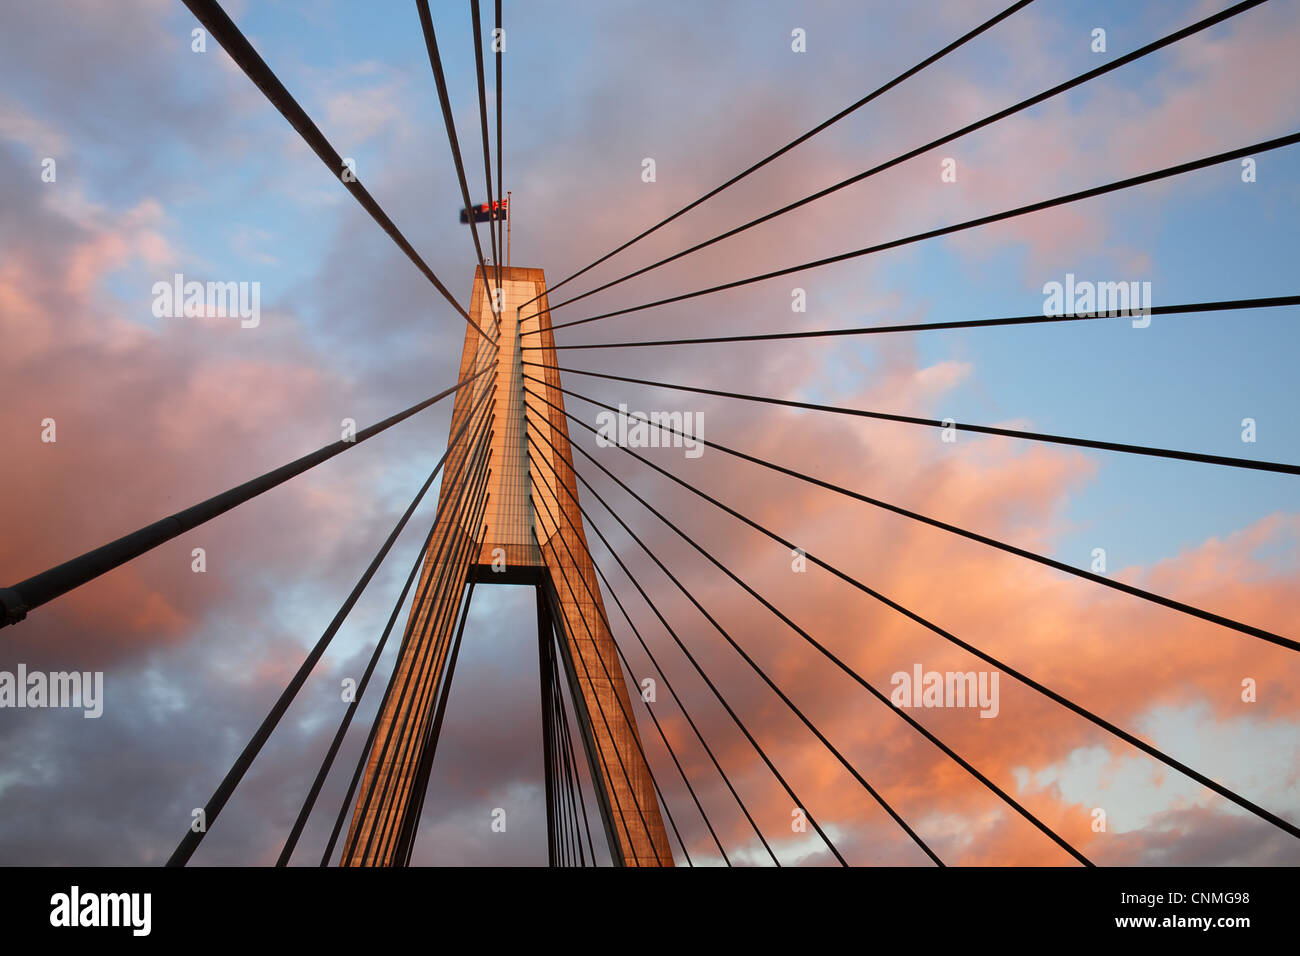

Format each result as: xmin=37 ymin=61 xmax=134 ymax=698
xmin=339 ymin=266 xmax=673 ymax=867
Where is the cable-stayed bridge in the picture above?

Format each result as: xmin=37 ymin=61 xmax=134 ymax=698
xmin=2 ymin=0 xmax=1297 ymax=867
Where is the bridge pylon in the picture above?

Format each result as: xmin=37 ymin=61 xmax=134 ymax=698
xmin=339 ymin=266 xmax=673 ymax=867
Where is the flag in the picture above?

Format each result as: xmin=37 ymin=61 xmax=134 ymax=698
xmin=459 ymin=198 xmax=508 ymax=223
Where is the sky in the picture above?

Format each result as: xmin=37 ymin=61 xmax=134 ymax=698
xmin=0 ymin=0 xmax=1297 ymax=866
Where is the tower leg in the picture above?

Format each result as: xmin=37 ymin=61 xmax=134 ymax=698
xmin=536 ymin=584 xmax=559 ymax=866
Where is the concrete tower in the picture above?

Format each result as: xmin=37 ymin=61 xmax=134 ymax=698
xmin=340 ymin=266 xmax=673 ymax=866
